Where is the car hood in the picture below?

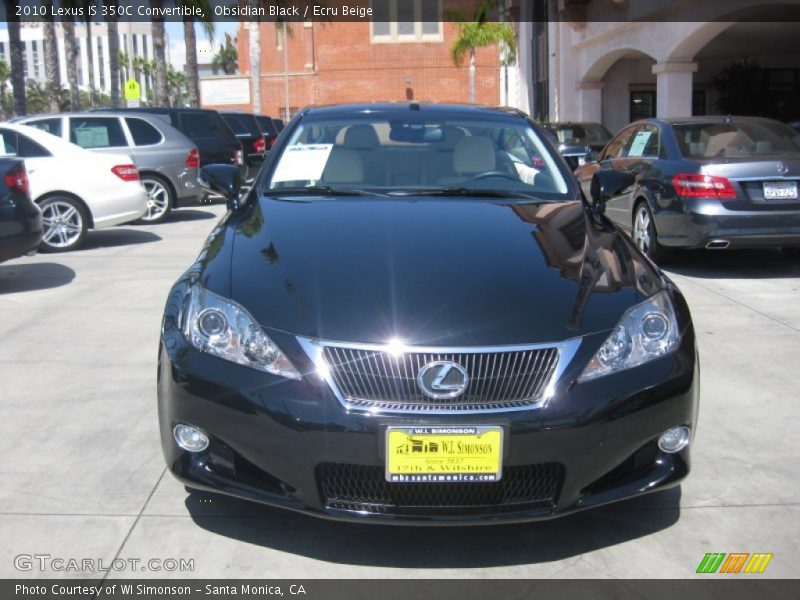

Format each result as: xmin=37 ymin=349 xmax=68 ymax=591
xmin=224 ymin=196 xmax=656 ymax=346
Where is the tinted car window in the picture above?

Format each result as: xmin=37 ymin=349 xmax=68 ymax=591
xmin=549 ymin=123 xmax=612 ymax=145
xmin=26 ymin=118 xmax=62 ymax=137
xmin=178 ymin=112 xmax=233 ymax=141
xmin=255 ymin=115 xmax=278 ymax=136
xmin=0 ymin=129 xmax=51 ymax=158
xmin=602 ymin=126 xmax=637 ymax=160
xmin=125 ymin=117 xmax=163 ymax=146
xmin=69 ymin=117 xmax=128 ymax=148
xmin=221 ymin=113 xmax=261 ymax=137
xmin=626 ymin=125 xmax=659 ymax=159
xmin=674 ymin=121 xmax=800 ymax=158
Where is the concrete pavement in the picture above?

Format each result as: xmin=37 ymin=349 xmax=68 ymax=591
xmin=1 ymin=205 xmax=798 ymax=579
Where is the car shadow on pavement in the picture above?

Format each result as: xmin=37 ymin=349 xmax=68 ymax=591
xmin=664 ymin=248 xmax=800 ymax=279
xmin=166 ymin=209 xmax=219 ymax=223
xmin=79 ymin=229 xmax=162 ymax=250
xmin=184 ymin=487 xmax=681 ymax=568
xmin=0 ymin=262 xmax=76 ymax=293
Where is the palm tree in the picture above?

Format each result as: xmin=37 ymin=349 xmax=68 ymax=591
xmin=179 ymin=1 xmax=214 ymax=108
xmin=211 ymin=35 xmax=238 ymax=75
xmin=143 ymin=60 xmax=156 ymax=100
xmin=0 ymin=60 xmax=12 ymax=118
xmin=150 ymin=0 xmax=169 ymax=106
xmin=118 ymin=51 xmax=129 ymax=86
xmin=105 ymin=4 xmax=120 ymax=108
xmin=132 ymin=55 xmax=145 ymax=98
xmin=449 ymin=0 xmax=516 ymax=104
xmin=25 ymin=79 xmax=49 ymax=114
xmin=63 ymin=20 xmax=81 ymax=110
xmin=4 ymin=0 xmax=26 ymax=115
xmin=82 ymin=4 xmax=96 ymax=108
xmin=167 ymin=66 xmax=186 ymax=107
xmin=42 ymin=3 xmax=63 ymax=113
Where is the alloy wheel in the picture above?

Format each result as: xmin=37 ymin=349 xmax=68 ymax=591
xmin=141 ymin=178 xmax=170 ymax=222
xmin=41 ymin=200 xmax=84 ymax=249
xmin=633 ymin=205 xmax=652 ymax=254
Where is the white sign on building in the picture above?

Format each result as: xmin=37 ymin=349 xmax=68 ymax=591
xmin=200 ymin=77 xmax=251 ymax=106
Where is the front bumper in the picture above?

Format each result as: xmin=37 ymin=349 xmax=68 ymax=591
xmin=158 ymin=298 xmax=699 ymax=524
xmin=655 ymin=198 xmax=800 ymax=249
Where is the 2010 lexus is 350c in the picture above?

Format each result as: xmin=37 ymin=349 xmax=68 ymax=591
xmin=158 ymin=103 xmax=699 ymax=524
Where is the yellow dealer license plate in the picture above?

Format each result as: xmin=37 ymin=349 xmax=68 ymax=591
xmin=385 ymin=426 xmax=503 ymax=483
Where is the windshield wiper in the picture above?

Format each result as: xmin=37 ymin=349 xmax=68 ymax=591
xmin=388 ymin=187 xmax=553 ymax=200
xmin=267 ymin=186 xmax=388 ymax=198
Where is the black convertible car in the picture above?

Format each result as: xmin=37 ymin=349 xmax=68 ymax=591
xmin=158 ymin=103 xmax=699 ymax=524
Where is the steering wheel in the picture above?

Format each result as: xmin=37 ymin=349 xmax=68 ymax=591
xmin=469 ymin=170 xmax=519 ymax=181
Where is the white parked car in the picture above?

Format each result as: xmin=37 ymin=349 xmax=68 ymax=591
xmin=0 ymin=123 xmax=147 ymax=252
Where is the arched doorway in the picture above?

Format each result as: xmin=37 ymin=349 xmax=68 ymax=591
xmin=581 ymin=49 xmax=657 ymax=135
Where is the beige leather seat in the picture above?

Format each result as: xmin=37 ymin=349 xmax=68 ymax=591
xmin=343 ymin=124 xmax=384 ymax=185
xmin=439 ymin=136 xmax=496 ymax=185
xmin=321 ymin=149 xmax=364 ymax=185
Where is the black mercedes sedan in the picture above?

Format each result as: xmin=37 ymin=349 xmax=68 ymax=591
xmin=575 ymin=116 xmax=800 ymax=261
xmin=158 ymin=103 xmax=699 ymax=524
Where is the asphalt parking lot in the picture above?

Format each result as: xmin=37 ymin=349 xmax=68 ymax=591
xmin=1 ymin=204 xmax=799 ymax=580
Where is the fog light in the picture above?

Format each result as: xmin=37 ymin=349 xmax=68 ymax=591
xmin=658 ymin=426 xmax=691 ymax=454
xmin=173 ymin=424 xmax=210 ymax=453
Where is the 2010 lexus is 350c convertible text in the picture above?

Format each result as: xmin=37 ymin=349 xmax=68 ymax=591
xmin=158 ymin=103 xmax=699 ymax=524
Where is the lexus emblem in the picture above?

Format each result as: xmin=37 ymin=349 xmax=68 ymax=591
xmin=777 ymin=161 xmax=789 ymax=175
xmin=417 ymin=361 xmax=469 ymax=400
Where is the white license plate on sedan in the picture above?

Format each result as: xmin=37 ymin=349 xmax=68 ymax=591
xmin=763 ymin=181 xmax=798 ymax=200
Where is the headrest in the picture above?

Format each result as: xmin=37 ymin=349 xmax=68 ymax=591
xmin=453 ymin=136 xmax=495 ymax=174
xmin=437 ymin=125 xmax=465 ymax=151
xmin=322 ymin=149 xmax=364 ymax=183
xmin=343 ymin=124 xmax=380 ymax=149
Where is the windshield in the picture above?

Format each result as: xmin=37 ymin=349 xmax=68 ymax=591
xmin=548 ymin=123 xmax=611 ymax=145
xmin=265 ymin=114 xmax=571 ymax=200
xmin=674 ymin=121 xmax=800 ymax=158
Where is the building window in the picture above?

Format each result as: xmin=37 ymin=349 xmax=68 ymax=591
xmin=371 ymin=0 xmax=442 ymax=42
xmin=132 ymin=34 xmax=138 ymax=57
xmin=629 ymin=91 xmax=656 ymax=121
xmin=280 ymin=106 xmax=299 ymax=121
xmin=276 ymin=25 xmax=285 ymax=50
xmin=142 ymin=35 xmax=148 ymax=60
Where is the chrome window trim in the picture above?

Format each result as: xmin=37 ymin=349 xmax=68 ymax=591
xmin=296 ymin=336 xmax=582 ymax=415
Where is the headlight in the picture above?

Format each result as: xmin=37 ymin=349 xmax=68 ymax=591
xmin=182 ymin=285 xmax=300 ymax=379
xmin=578 ymin=291 xmax=680 ymax=382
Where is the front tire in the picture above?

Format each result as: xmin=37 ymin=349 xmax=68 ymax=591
xmin=138 ymin=175 xmax=173 ymax=224
xmin=632 ymin=201 xmax=669 ymax=263
xmin=38 ymin=196 xmax=89 ymax=253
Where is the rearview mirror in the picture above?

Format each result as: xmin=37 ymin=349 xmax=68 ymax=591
xmin=199 ymin=164 xmax=242 ymax=210
xmin=589 ymin=171 xmax=636 ymax=215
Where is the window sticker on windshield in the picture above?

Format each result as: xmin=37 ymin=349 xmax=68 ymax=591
xmin=627 ymin=130 xmax=653 ymax=157
xmin=272 ymin=144 xmax=334 ymax=183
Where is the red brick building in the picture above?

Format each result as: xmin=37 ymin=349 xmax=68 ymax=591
xmin=223 ymin=18 xmax=502 ymax=117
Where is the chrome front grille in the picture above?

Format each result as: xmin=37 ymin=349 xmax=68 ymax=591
xmin=316 ymin=343 xmax=562 ymax=413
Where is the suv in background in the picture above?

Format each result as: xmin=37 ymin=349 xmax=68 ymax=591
xmin=95 ymin=107 xmax=246 ymax=184
xmin=17 ymin=112 xmax=203 ymax=223
xmin=254 ymin=115 xmax=280 ymax=151
xmin=218 ymin=111 xmax=266 ymax=181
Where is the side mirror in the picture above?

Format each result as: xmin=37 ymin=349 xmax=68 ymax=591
xmin=589 ymin=171 xmax=636 ymax=215
xmin=199 ymin=164 xmax=242 ymax=210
